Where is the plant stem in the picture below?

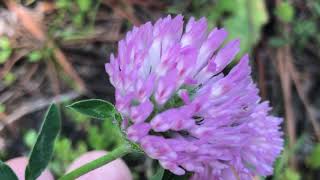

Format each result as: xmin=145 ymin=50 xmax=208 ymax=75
xmin=59 ymin=144 xmax=132 ymax=180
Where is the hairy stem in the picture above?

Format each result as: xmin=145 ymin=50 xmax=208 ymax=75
xmin=59 ymin=144 xmax=132 ymax=180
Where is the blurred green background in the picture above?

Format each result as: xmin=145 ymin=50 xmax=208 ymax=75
xmin=0 ymin=0 xmax=320 ymax=179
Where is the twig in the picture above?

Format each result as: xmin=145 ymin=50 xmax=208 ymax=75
xmin=257 ymin=52 xmax=267 ymax=99
xmin=50 ymin=43 xmax=87 ymax=93
xmin=0 ymin=91 xmax=14 ymax=104
xmin=102 ymin=0 xmax=141 ymax=25
xmin=287 ymin=59 xmax=320 ymax=141
xmin=5 ymin=0 xmax=46 ymax=41
xmin=0 ymin=50 xmax=29 ymax=79
xmin=61 ymin=26 xmax=123 ymax=46
xmin=275 ymin=0 xmax=297 ymax=169
xmin=19 ymin=63 xmax=39 ymax=89
xmin=276 ymin=46 xmax=296 ymax=168
xmin=46 ymin=58 xmax=61 ymax=95
xmin=0 ymin=91 xmax=80 ymax=131
xmin=5 ymin=0 xmax=87 ymax=94
xmin=127 ymin=0 xmax=165 ymax=8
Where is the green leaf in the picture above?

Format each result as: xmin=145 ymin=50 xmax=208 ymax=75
xmin=88 ymin=126 xmax=105 ymax=149
xmin=0 ymin=103 xmax=6 ymax=113
xmin=216 ymin=0 xmax=235 ymax=12
xmin=3 ymin=72 xmax=16 ymax=86
xmin=0 ymin=37 xmax=11 ymax=49
xmin=55 ymin=0 xmax=71 ymax=9
xmin=306 ymin=143 xmax=320 ymax=169
xmin=54 ymin=138 xmax=73 ymax=163
xmin=223 ymin=0 xmax=268 ymax=55
xmin=293 ymin=20 xmax=316 ymax=36
xmin=0 ymin=49 xmax=12 ymax=64
xmin=67 ymin=99 xmax=116 ymax=120
xmin=102 ymin=118 xmax=125 ymax=148
xmin=150 ymin=167 xmax=165 ymax=180
xmin=67 ymin=99 xmax=142 ymax=151
xmin=312 ymin=1 xmax=320 ymax=16
xmin=27 ymin=51 xmax=42 ymax=63
xmin=273 ymin=136 xmax=307 ymax=179
xmin=64 ymin=105 xmax=89 ymax=124
xmin=76 ymin=0 xmax=92 ymax=12
xmin=73 ymin=13 xmax=84 ymax=27
xmin=269 ymin=37 xmax=288 ymax=47
xmin=283 ymin=168 xmax=300 ymax=180
xmin=275 ymin=2 xmax=295 ymax=23
xmin=51 ymin=137 xmax=88 ymax=176
xmin=23 ymin=130 xmax=38 ymax=149
xmin=0 ymin=161 xmax=18 ymax=180
xmin=25 ymin=104 xmax=61 ymax=180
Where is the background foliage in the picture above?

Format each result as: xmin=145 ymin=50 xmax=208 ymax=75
xmin=0 ymin=0 xmax=320 ymax=179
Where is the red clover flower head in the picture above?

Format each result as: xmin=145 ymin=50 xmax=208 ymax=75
xmin=105 ymin=15 xmax=283 ymax=179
